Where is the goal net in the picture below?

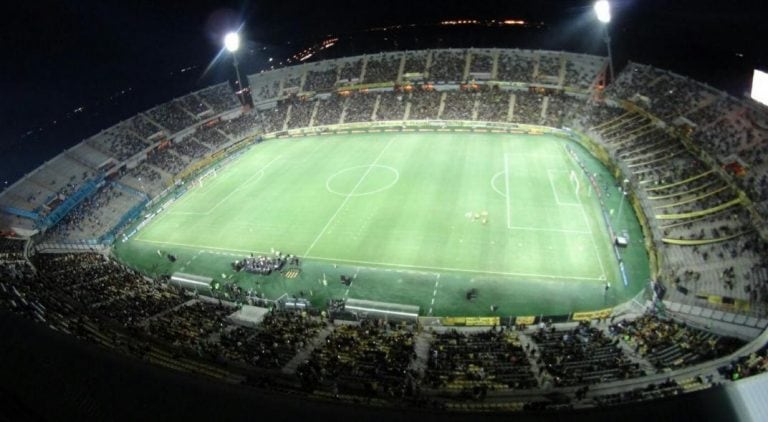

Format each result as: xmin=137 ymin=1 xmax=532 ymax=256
xmin=194 ymin=168 xmax=217 ymax=188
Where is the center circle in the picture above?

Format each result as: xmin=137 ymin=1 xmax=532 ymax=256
xmin=326 ymin=165 xmax=400 ymax=197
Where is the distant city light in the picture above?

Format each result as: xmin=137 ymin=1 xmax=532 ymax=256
xmin=594 ymin=0 xmax=611 ymax=23
xmin=224 ymin=32 xmax=240 ymax=52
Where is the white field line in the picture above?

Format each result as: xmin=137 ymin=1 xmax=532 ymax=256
xmin=169 ymin=155 xmax=281 ymax=216
xmin=546 ymin=169 xmax=581 ymax=206
xmin=302 ymin=137 xmax=394 ymax=257
xmin=507 ymin=226 xmax=591 ymax=234
xmin=134 ymin=235 xmax=602 ymax=281
xmin=134 ymin=238 xmax=269 ymax=256
xmin=306 ymin=254 xmax=604 ymax=281
xmin=428 ymin=273 xmax=441 ymax=315
xmin=562 ymin=146 xmax=608 ymax=281
xmin=504 ymin=153 xmax=512 ymax=229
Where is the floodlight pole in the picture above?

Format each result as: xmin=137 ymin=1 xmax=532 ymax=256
xmin=231 ymin=52 xmax=245 ymax=106
xmin=602 ymin=25 xmax=615 ymax=83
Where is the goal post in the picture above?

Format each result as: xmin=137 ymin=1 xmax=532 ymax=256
xmin=569 ymin=170 xmax=580 ymax=196
xmin=194 ymin=168 xmax=218 ymax=188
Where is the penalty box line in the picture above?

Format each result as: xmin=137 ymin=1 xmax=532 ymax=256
xmin=168 ymin=155 xmax=281 ymax=216
xmin=562 ymin=144 xmax=608 ymax=282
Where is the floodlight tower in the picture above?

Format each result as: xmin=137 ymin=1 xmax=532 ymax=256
xmin=225 ymin=32 xmax=248 ymax=106
xmin=594 ymin=0 xmax=615 ymax=83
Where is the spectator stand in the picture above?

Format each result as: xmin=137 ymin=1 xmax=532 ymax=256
xmin=534 ymin=51 xmax=564 ymax=86
xmin=145 ymin=100 xmax=199 ymax=135
xmin=337 ymin=56 xmax=363 ymax=86
xmin=303 ymin=61 xmax=338 ymax=93
xmin=428 ymin=50 xmax=467 ymax=84
xmin=362 ymin=52 xmax=402 ymax=85
xmin=424 ymin=328 xmax=537 ymax=393
xmin=468 ymin=49 xmax=495 ymax=81
xmin=0 ymin=236 xmax=26 ymax=262
xmin=247 ymin=71 xmax=281 ymax=105
xmin=177 ymin=93 xmax=213 ymax=120
xmin=280 ymin=65 xmax=305 ymax=97
xmin=67 ymin=142 xmax=114 ymax=172
xmin=402 ymin=51 xmax=429 ymax=83
xmin=197 ymin=83 xmax=241 ymax=114
xmin=496 ymin=49 xmax=535 ymax=83
xmin=342 ymin=91 xmax=378 ymax=123
xmin=375 ymin=91 xmax=408 ymax=121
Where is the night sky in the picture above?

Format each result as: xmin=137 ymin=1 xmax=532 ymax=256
xmin=2 ymin=0 xmax=767 ymax=185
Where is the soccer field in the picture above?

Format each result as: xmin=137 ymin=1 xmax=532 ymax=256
xmin=115 ymin=131 xmax=649 ymax=316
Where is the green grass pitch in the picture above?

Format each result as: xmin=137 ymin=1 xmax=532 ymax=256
xmin=114 ymin=131 xmax=650 ymax=317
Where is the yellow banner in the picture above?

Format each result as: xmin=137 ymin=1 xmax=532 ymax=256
xmin=441 ymin=316 xmax=500 ymax=326
xmin=515 ymin=316 xmax=536 ymax=325
xmin=572 ymin=308 xmax=612 ymax=321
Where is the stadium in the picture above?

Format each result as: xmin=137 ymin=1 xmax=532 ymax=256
xmin=2 ymin=2 xmax=768 ymax=420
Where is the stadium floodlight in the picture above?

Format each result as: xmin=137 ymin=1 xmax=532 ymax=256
xmin=224 ymin=32 xmax=240 ymax=52
xmin=224 ymin=31 xmax=247 ymax=106
xmin=594 ymin=0 xmax=611 ymax=23
xmin=594 ymin=0 xmax=615 ymax=82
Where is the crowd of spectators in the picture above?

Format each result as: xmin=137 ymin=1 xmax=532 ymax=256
xmin=610 ymin=315 xmax=744 ymax=371
xmin=47 ymin=183 xmax=131 ymax=240
xmin=127 ymin=115 xmax=163 ymax=140
xmin=147 ymin=301 xmax=233 ymax=348
xmin=408 ymin=90 xmax=441 ymax=120
xmin=286 ymin=96 xmax=315 ymax=129
xmin=532 ymin=321 xmax=644 ymax=386
xmin=217 ymin=311 xmax=324 ymax=368
xmin=252 ymin=79 xmax=280 ymax=102
xmin=146 ymin=148 xmax=187 ymax=175
xmin=218 ymin=113 xmax=259 ymax=141
xmin=119 ymin=163 xmax=164 ymax=197
xmin=197 ymin=83 xmax=241 ymax=113
xmin=178 ymin=94 xmax=211 ymax=117
xmin=476 ymin=87 xmax=511 ymax=122
xmin=300 ymin=320 xmax=417 ymax=397
xmin=440 ymin=91 xmax=475 ymax=120
xmin=343 ymin=92 xmax=377 ymax=123
xmin=261 ymin=103 xmax=290 ymax=133
xmin=425 ymin=328 xmax=536 ymax=391
xmin=32 ymin=253 xmax=188 ymax=328
xmin=428 ymin=51 xmax=465 ymax=83
xmin=304 ymin=68 xmax=337 ymax=92
xmin=2 ymin=250 xmax=766 ymax=412
xmin=0 ymin=237 xmax=25 ymax=261
xmin=338 ymin=59 xmax=363 ymax=83
xmin=146 ymin=101 xmax=199 ymax=134
xmin=363 ymin=54 xmax=400 ymax=84
xmin=403 ymin=52 xmax=428 ymax=75
xmin=375 ymin=92 xmax=408 ymax=121
xmin=719 ymin=342 xmax=768 ymax=381
xmin=537 ymin=53 xmax=561 ymax=77
xmin=87 ymin=126 xmax=149 ymax=161
xmin=314 ymin=95 xmax=345 ymax=126
xmin=512 ymin=92 xmax=544 ymax=124
xmin=469 ymin=52 xmax=493 ymax=74
xmin=171 ymin=137 xmax=211 ymax=159
xmin=497 ymin=52 xmax=534 ymax=83
xmin=606 ymin=63 xmax=710 ymax=120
